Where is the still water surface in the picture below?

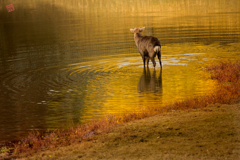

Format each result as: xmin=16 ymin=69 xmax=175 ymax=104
xmin=0 ymin=0 xmax=240 ymax=142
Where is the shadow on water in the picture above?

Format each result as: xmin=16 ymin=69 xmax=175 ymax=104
xmin=137 ymin=68 xmax=162 ymax=95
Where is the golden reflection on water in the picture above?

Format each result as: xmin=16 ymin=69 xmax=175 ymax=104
xmin=0 ymin=0 xmax=240 ymax=142
xmin=46 ymin=42 xmax=231 ymax=123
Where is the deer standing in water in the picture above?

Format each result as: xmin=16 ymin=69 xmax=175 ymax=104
xmin=130 ymin=27 xmax=162 ymax=69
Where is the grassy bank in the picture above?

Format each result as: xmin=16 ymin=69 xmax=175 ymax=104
xmin=19 ymin=101 xmax=240 ymax=160
xmin=1 ymin=62 xmax=240 ymax=159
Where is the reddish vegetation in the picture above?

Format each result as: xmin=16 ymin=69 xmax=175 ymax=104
xmin=1 ymin=62 xmax=240 ymax=159
xmin=170 ymin=62 xmax=240 ymax=110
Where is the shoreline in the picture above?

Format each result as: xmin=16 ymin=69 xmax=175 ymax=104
xmin=18 ymin=100 xmax=240 ymax=160
xmin=1 ymin=62 xmax=240 ymax=159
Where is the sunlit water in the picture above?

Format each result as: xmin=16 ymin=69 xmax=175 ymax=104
xmin=0 ymin=0 xmax=240 ymax=143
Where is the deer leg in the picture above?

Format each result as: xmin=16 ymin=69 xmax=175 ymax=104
xmin=142 ymin=55 xmax=146 ymax=68
xmin=157 ymin=51 xmax=162 ymax=69
xmin=151 ymin=57 xmax=156 ymax=69
xmin=146 ymin=57 xmax=150 ymax=67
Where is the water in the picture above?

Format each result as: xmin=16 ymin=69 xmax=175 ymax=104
xmin=0 ymin=0 xmax=240 ymax=143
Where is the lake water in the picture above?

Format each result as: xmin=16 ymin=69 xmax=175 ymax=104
xmin=0 ymin=0 xmax=240 ymax=143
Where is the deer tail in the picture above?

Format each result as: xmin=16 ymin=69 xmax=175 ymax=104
xmin=154 ymin=46 xmax=161 ymax=53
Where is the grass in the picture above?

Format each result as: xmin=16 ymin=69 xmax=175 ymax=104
xmin=1 ymin=61 xmax=240 ymax=159
xmin=24 ymin=101 xmax=239 ymax=160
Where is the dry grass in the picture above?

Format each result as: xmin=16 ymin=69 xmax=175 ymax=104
xmin=17 ymin=100 xmax=240 ymax=160
xmin=1 ymin=61 xmax=240 ymax=160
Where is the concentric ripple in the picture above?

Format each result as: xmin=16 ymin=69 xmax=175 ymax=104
xmin=2 ymin=43 xmax=239 ymax=142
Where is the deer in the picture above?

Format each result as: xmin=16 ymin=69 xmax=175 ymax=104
xmin=130 ymin=27 xmax=162 ymax=69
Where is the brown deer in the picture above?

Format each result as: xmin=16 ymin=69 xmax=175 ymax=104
xmin=130 ymin=27 xmax=162 ymax=69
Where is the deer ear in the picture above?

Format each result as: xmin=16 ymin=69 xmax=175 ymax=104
xmin=130 ymin=28 xmax=135 ymax=33
xmin=139 ymin=27 xmax=145 ymax=32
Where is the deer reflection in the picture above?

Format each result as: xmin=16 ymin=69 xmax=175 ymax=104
xmin=137 ymin=68 xmax=162 ymax=94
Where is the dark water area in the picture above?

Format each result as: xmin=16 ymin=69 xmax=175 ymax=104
xmin=0 ymin=0 xmax=240 ymax=143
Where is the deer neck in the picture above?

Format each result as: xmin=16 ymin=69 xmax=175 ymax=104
xmin=134 ymin=33 xmax=143 ymax=46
